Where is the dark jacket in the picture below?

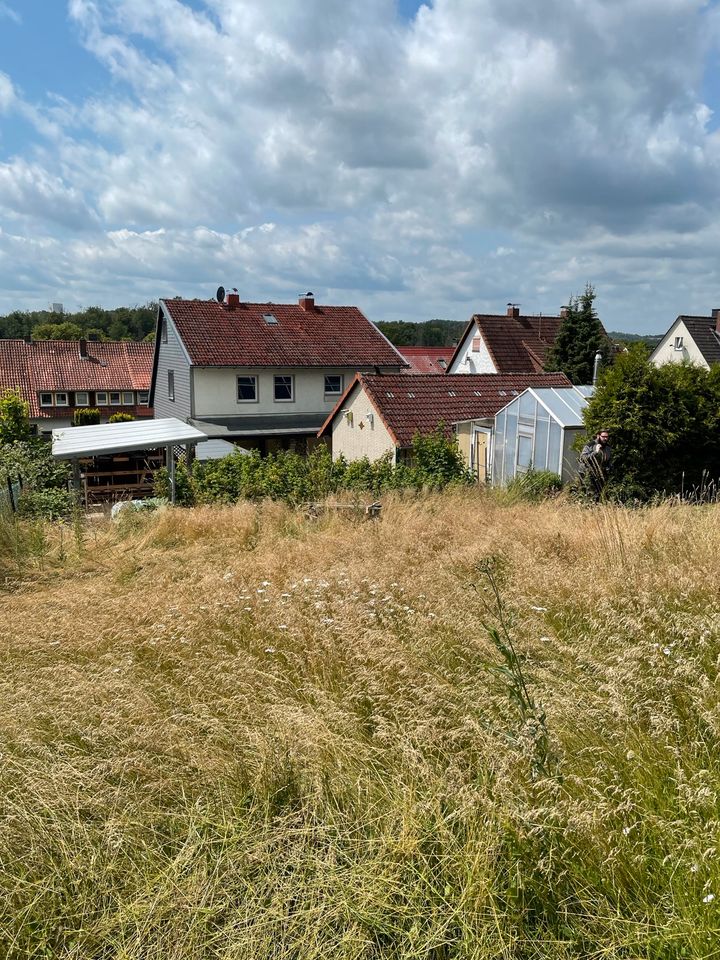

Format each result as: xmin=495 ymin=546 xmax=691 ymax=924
xmin=578 ymin=439 xmax=612 ymax=479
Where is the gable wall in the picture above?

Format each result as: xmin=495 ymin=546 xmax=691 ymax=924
xmin=649 ymin=319 xmax=710 ymax=369
xmin=154 ymin=307 xmax=193 ymax=419
xmin=448 ymin=325 xmax=497 ymax=374
xmin=329 ymin=385 xmax=396 ymax=463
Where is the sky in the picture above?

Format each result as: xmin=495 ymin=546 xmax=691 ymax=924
xmin=1 ymin=1 xmax=720 ymax=332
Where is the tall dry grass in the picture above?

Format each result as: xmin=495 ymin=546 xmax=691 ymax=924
xmin=1 ymin=491 xmax=720 ymax=958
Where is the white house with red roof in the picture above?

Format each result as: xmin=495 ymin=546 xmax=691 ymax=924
xmin=318 ymin=371 xmax=571 ymax=477
xmin=149 ymin=291 xmax=407 ymax=452
xmin=0 ymin=338 xmax=154 ymax=435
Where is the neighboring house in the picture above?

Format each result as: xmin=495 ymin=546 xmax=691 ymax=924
xmin=397 ymin=347 xmax=451 ymax=374
xmin=649 ymin=309 xmax=720 ymax=369
xmin=489 ymin=385 xmax=593 ymax=486
xmin=0 ymin=338 xmax=154 ymax=435
xmin=448 ymin=304 xmax=573 ymax=374
xmin=318 ymin=372 xmax=571 ymax=473
xmin=150 ymin=292 xmax=407 ymax=452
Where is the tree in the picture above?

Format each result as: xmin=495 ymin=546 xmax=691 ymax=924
xmin=0 ymin=389 xmax=31 ymax=444
xmin=32 ymin=321 xmax=84 ymax=340
xmin=545 ymin=284 xmax=608 ymax=384
xmin=583 ymin=345 xmax=720 ymax=497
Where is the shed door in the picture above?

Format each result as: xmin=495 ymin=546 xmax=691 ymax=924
xmin=472 ymin=429 xmax=489 ymax=482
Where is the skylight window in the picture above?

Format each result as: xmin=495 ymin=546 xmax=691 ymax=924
xmin=448 ymin=390 xmax=457 ymax=397
xmin=263 ymin=313 xmax=278 ymax=324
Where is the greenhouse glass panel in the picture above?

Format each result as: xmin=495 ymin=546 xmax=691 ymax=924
xmin=518 ymin=391 xmax=536 ymax=424
xmin=517 ymin=434 xmax=533 ymax=472
xmin=533 ymin=416 xmax=549 ymax=470
xmin=505 ymin=412 xmax=518 ymax=481
xmin=548 ymin=420 xmax=562 ymax=473
xmin=493 ymin=412 xmax=506 ymax=484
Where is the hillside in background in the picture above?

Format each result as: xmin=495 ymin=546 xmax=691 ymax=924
xmin=1 ymin=492 xmax=719 ymax=957
xmin=0 ymin=304 xmax=158 ymax=342
xmin=608 ymin=330 xmax=663 ymax=348
xmin=375 ymin=318 xmax=467 ymax=346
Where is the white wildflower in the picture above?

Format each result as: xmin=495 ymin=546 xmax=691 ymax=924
xmin=222 ymin=571 xmax=234 ymax=581
xmin=539 ymin=636 xmax=552 ymax=643
xmin=703 ymin=893 xmax=715 ymax=903
xmin=622 ymin=826 xmax=632 ymax=836
xmin=691 ymin=863 xmax=699 ymax=874
xmin=261 ymin=580 xmax=271 ymax=586
xmin=321 ymin=617 xmax=335 ymax=625
xmin=530 ymin=605 xmax=548 ymax=612
xmin=278 ymin=625 xmax=287 ymax=630
xmin=663 ymin=647 xmax=672 ymax=656
xmin=265 ymin=646 xmax=276 ymax=654
xmin=243 ymin=606 xmax=252 ymax=612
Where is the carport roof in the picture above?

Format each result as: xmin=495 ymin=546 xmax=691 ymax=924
xmin=52 ymin=417 xmax=207 ymax=459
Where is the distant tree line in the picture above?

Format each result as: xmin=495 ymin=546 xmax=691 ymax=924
xmin=375 ymin=319 xmax=466 ymax=347
xmin=0 ymin=304 xmax=158 ymax=342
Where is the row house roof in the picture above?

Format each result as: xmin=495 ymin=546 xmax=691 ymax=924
xmin=0 ymin=339 xmax=154 ymax=417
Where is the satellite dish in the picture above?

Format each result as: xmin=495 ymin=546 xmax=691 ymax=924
xmin=216 ymin=286 xmax=225 ymax=303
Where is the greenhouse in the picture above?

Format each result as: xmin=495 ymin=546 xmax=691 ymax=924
xmin=492 ymin=386 xmax=593 ymax=485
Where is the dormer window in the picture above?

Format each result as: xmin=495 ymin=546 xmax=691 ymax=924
xmin=674 ymin=336 xmax=684 ymax=351
xmin=75 ymin=392 xmax=89 ymax=407
xmin=39 ymin=393 xmax=53 ymax=407
xmin=55 ymin=392 xmax=68 ymax=407
xmin=263 ymin=313 xmax=278 ymax=325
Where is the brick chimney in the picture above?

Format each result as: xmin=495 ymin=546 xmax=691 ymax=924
xmin=226 ymin=291 xmax=240 ymax=311
xmin=79 ymin=338 xmax=88 ymax=358
xmin=299 ymin=292 xmax=315 ymax=312
xmin=713 ymin=308 xmax=720 ymax=334
xmin=560 ymin=305 xmax=569 ymax=318
xmin=506 ymin=303 xmax=520 ymax=318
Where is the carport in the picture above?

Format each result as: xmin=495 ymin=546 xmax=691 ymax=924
xmin=52 ymin=418 xmax=208 ymax=505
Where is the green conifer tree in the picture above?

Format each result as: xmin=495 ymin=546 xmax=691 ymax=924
xmin=544 ymin=284 xmax=607 ymax=384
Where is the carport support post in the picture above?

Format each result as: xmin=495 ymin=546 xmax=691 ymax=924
xmin=71 ymin=460 xmax=82 ymax=507
xmin=166 ymin=444 xmax=176 ymax=505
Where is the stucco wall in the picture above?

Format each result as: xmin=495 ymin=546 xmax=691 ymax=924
xmin=448 ymin=326 xmax=497 ymax=374
xmin=193 ymin=367 xmax=352 ymax=418
xmin=649 ymin=320 xmax=710 ymax=369
xmin=329 ymin=385 xmax=396 ymax=462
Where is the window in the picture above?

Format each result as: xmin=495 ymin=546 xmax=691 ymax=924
xmin=122 ymin=391 xmax=134 ymax=405
xmin=324 ymin=375 xmax=343 ymax=397
xmin=109 ymin=391 xmax=121 ymax=406
xmin=674 ymin=336 xmax=684 ymax=351
xmin=161 ymin=318 xmax=168 ymax=343
xmin=517 ymin=433 xmax=533 ymax=473
xmin=168 ymin=370 xmax=175 ymax=402
xmin=74 ymin=391 xmax=89 ymax=407
xmin=273 ymin=375 xmax=293 ymax=402
xmin=237 ymin=375 xmax=258 ymax=402
xmin=263 ymin=313 xmax=278 ymax=325
xmin=39 ymin=392 xmax=53 ymax=407
xmin=472 ymin=336 xmax=481 ymax=352
xmin=138 ymin=391 xmax=149 ymax=405
xmin=96 ymin=391 xmax=108 ymax=406
xmin=55 ymin=392 xmax=68 ymax=407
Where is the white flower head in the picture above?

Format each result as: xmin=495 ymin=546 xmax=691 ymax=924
xmin=530 ymin=605 xmax=548 ymax=612
xmin=703 ymin=893 xmax=715 ymax=904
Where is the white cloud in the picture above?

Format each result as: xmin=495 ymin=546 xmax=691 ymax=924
xmin=1 ymin=0 xmax=720 ymax=329
xmin=0 ymin=2 xmax=20 ymax=25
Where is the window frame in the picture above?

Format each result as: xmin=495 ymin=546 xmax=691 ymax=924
xmin=168 ymin=370 xmax=175 ymax=402
xmin=74 ymin=391 xmax=90 ymax=407
xmin=39 ymin=392 xmax=53 ymax=408
xmin=674 ymin=335 xmax=684 ymax=351
xmin=237 ymin=375 xmax=258 ymax=403
xmin=96 ymin=391 xmax=108 ymax=406
xmin=323 ymin=374 xmax=343 ymax=398
xmin=138 ymin=390 xmax=149 ymax=405
xmin=54 ymin=392 xmax=69 ymax=407
xmin=109 ymin=391 xmax=121 ymax=406
xmin=273 ymin=374 xmax=294 ymax=403
xmin=121 ymin=391 xmax=134 ymax=406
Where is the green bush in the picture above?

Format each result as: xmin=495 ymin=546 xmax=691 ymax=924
xmin=506 ymin=469 xmax=563 ymax=502
xmin=0 ymin=439 xmax=72 ymax=520
xmin=16 ymin=487 xmax=77 ymax=520
xmin=72 ymin=408 xmax=101 ymax=426
xmin=108 ymin=412 xmax=135 ymax=423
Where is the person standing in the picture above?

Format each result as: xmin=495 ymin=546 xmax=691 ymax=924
xmin=578 ymin=429 xmax=612 ymax=500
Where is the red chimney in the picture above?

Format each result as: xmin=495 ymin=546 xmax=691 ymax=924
xmin=299 ymin=292 xmax=315 ymax=312
xmin=506 ymin=303 xmax=520 ymax=318
xmin=713 ymin=308 xmax=720 ymax=334
xmin=226 ymin=292 xmax=240 ymax=311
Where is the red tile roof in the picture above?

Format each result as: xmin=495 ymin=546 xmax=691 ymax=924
xmin=449 ymin=313 xmax=566 ymax=373
xmin=319 ymin=372 xmax=572 ymax=447
xmin=398 ymin=347 xmax=451 ymax=374
xmin=160 ymin=298 xmax=407 ymax=368
xmin=0 ymin=340 xmax=154 ymax=418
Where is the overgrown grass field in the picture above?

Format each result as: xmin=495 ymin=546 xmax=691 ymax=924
xmin=1 ymin=492 xmax=720 ymax=958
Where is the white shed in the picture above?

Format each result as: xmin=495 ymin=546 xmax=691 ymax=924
xmin=492 ymin=386 xmax=593 ymax=485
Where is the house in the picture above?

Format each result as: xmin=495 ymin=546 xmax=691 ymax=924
xmin=397 ymin=346 xmax=451 ymax=374
xmin=318 ymin=372 xmax=571 ymax=474
xmin=649 ymin=309 xmax=720 ymax=369
xmin=447 ymin=304 xmax=572 ymax=374
xmin=490 ymin=385 xmax=593 ymax=485
xmin=0 ymin=338 xmax=154 ymax=435
xmin=149 ymin=291 xmax=407 ymax=453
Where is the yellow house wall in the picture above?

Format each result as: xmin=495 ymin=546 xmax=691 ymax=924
xmin=329 ymin=385 xmax=396 ymax=462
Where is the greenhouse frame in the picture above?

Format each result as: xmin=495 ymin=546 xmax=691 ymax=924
xmin=492 ymin=386 xmax=594 ymax=485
